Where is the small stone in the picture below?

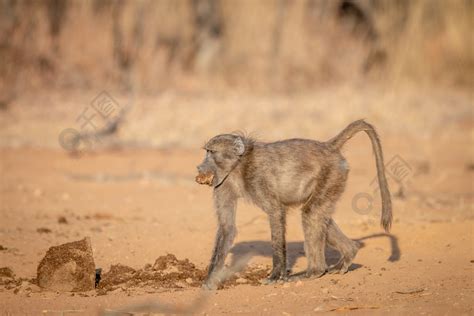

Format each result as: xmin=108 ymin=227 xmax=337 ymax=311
xmin=58 ymin=216 xmax=68 ymax=224
xmin=143 ymin=263 xmax=152 ymax=271
xmin=236 ymin=277 xmax=248 ymax=284
xmin=13 ymin=281 xmax=39 ymax=296
xmin=314 ymin=306 xmax=325 ymax=312
xmin=321 ymin=287 xmax=329 ymax=294
xmin=282 ymin=282 xmax=290 ymax=288
xmin=295 ymin=280 xmax=303 ymax=287
xmin=0 ymin=267 xmax=15 ymax=279
xmin=28 ymin=284 xmax=41 ymax=293
xmin=110 ymin=287 xmax=123 ymax=294
xmin=185 ymin=278 xmax=193 ymax=284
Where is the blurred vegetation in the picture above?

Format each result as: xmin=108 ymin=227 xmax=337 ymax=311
xmin=0 ymin=0 xmax=472 ymax=95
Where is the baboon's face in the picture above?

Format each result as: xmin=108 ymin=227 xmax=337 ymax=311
xmin=196 ymin=134 xmax=245 ymax=187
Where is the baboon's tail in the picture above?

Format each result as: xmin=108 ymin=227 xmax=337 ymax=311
xmin=328 ymin=120 xmax=392 ymax=232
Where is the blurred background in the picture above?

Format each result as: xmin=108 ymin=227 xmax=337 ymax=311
xmin=1 ymin=0 xmax=473 ymax=91
xmin=0 ymin=0 xmax=472 ymax=148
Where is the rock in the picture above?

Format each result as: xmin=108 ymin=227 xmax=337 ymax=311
xmin=37 ymin=237 xmax=96 ymax=292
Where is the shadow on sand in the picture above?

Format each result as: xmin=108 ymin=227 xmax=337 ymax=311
xmin=229 ymin=233 xmax=400 ymax=273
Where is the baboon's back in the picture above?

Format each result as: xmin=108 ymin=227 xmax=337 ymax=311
xmin=241 ymin=139 xmax=347 ymax=207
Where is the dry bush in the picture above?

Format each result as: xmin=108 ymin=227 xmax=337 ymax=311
xmin=0 ymin=0 xmax=472 ymax=96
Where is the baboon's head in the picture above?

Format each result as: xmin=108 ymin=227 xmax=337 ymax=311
xmin=196 ymin=134 xmax=247 ymax=187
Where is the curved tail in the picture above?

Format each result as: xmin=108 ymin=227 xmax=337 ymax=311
xmin=328 ymin=120 xmax=392 ymax=232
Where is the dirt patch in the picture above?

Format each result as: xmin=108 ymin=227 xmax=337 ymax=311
xmin=97 ymin=254 xmax=270 ymax=294
xmin=221 ymin=265 xmax=271 ymax=288
xmin=57 ymin=216 xmax=68 ymax=224
xmin=1 ymin=145 xmax=473 ymax=314
xmin=98 ymin=254 xmax=206 ymax=294
xmin=0 ymin=267 xmax=15 ymax=280
xmin=36 ymin=227 xmax=52 ymax=234
xmin=0 ymin=267 xmax=32 ymax=291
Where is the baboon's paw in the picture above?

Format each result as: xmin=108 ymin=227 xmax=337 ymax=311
xmin=329 ymin=257 xmax=354 ymax=274
xmin=328 ymin=260 xmax=344 ymax=274
xmin=305 ymin=268 xmax=327 ymax=279
xmin=260 ymin=277 xmax=288 ymax=285
xmin=201 ymin=281 xmax=218 ymax=290
xmin=260 ymin=271 xmax=288 ymax=285
xmin=329 ymin=263 xmax=351 ymax=275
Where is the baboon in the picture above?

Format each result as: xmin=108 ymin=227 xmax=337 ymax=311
xmin=196 ymin=120 xmax=392 ymax=289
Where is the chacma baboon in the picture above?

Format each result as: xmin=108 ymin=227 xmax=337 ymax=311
xmin=196 ymin=120 xmax=392 ymax=289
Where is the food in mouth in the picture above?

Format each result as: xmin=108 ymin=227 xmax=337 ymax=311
xmin=195 ymin=172 xmax=214 ymax=186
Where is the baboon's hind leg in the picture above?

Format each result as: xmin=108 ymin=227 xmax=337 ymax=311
xmin=301 ymin=203 xmax=332 ymax=278
xmin=326 ymin=219 xmax=359 ymax=274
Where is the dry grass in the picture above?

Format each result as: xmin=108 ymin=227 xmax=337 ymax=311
xmin=0 ymin=0 xmax=472 ymax=96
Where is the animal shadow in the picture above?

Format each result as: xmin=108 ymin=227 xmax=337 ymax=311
xmin=229 ymin=233 xmax=400 ymax=274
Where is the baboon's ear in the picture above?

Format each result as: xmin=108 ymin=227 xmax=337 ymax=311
xmin=233 ymin=137 xmax=245 ymax=156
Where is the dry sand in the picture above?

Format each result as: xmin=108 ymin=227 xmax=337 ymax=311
xmin=0 ymin=89 xmax=473 ymax=315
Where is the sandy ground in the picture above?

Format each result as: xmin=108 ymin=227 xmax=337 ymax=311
xmin=0 ymin=89 xmax=473 ymax=315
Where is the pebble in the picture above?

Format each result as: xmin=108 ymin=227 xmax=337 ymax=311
xmin=236 ymin=277 xmax=248 ymax=284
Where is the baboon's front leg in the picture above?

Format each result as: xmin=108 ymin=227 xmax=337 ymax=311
xmin=264 ymin=209 xmax=288 ymax=283
xmin=203 ymin=190 xmax=237 ymax=290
